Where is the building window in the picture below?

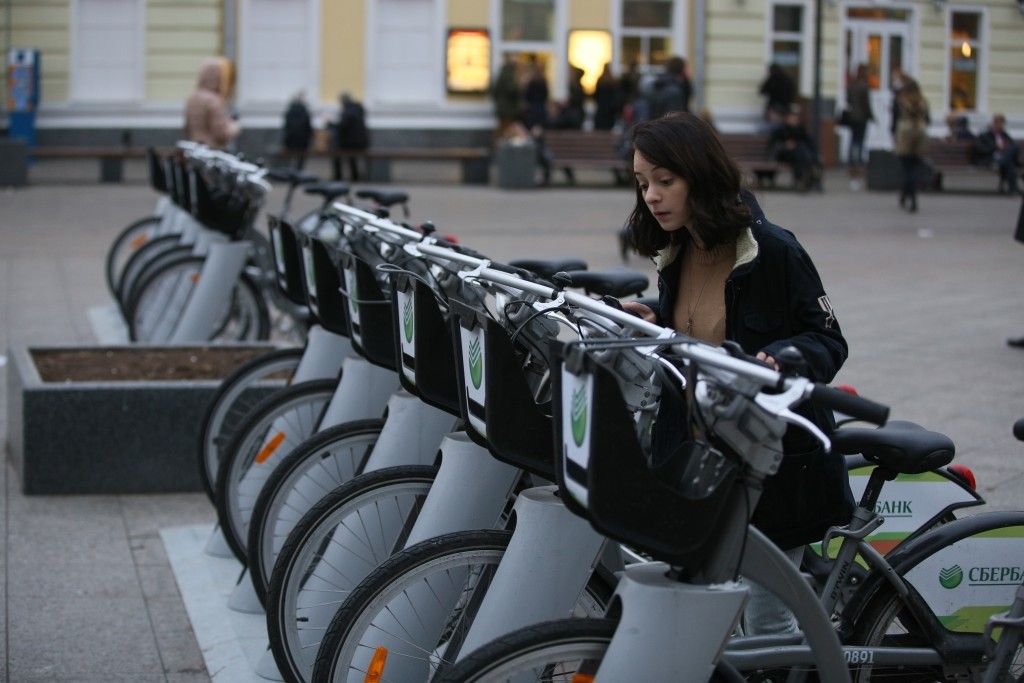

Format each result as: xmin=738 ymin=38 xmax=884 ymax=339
xmin=447 ymin=29 xmax=491 ymax=94
xmin=70 ymin=0 xmax=144 ymax=102
xmin=620 ymin=0 xmax=673 ymax=72
xmin=768 ymin=2 xmax=808 ymax=92
xmin=948 ymin=10 xmax=982 ymax=111
xmin=239 ymin=0 xmax=317 ymax=104
xmin=502 ymin=0 xmax=554 ymax=42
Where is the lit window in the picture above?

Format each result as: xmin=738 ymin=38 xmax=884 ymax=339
xmin=568 ymin=30 xmax=613 ymax=95
xmin=948 ymin=10 xmax=982 ymax=111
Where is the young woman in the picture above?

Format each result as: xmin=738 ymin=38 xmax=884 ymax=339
xmin=894 ymin=79 xmax=930 ymax=213
xmin=621 ymin=112 xmax=851 ymax=635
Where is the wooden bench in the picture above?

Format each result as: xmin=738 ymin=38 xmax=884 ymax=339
xmin=276 ymin=147 xmax=492 ymax=185
xmin=922 ymin=139 xmax=1016 ymax=193
xmin=32 ymin=146 xmax=156 ymax=183
xmin=542 ymin=130 xmax=628 ymax=184
xmin=718 ymin=133 xmax=782 ymax=189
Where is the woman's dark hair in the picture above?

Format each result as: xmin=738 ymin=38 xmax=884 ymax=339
xmin=625 ymin=112 xmax=751 ymax=257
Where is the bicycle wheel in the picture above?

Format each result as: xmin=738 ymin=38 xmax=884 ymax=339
xmin=116 ymin=233 xmax=183 ymax=309
xmin=197 ymin=347 xmax=305 ymax=503
xmin=105 ymin=215 xmax=161 ymax=295
xmin=266 ymin=466 xmax=438 ymax=683
xmin=127 ymin=254 xmax=269 ymax=342
xmin=311 ymin=530 xmax=616 ymax=683
xmin=214 ymin=379 xmax=338 ymax=562
xmin=437 ymin=617 xmax=616 ymax=683
xmin=247 ymin=419 xmax=386 ymax=605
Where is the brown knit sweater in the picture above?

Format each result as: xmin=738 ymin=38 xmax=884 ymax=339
xmin=673 ymin=238 xmax=736 ymax=344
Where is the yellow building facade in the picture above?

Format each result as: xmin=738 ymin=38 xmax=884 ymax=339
xmin=2 ymin=0 xmax=1021 ymax=145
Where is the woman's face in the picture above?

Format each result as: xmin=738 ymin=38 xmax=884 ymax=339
xmin=633 ymin=151 xmax=690 ymax=232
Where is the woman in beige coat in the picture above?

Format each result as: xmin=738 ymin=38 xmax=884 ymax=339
xmin=894 ymin=79 xmax=929 ymax=213
xmin=184 ymin=57 xmax=240 ymax=149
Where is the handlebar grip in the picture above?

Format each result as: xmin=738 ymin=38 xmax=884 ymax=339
xmin=811 ymin=384 xmax=889 ymax=426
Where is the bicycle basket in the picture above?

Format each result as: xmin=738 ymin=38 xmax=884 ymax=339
xmin=297 ymin=231 xmax=349 ymax=336
xmin=552 ymin=343 xmax=741 ymax=567
xmin=266 ymin=215 xmax=307 ymax=307
xmin=146 ymin=148 xmax=167 ymax=194
xmin=388 ymin=272 xmax=460 ymax=416
xmin=338 ymin=250 xmax=396 ymax=370
xmin=448 ymin=297 xmax=556 ymax=479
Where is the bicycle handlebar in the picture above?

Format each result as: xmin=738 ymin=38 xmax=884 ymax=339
xmin=810 ymin=384 xmax=890 ymax=425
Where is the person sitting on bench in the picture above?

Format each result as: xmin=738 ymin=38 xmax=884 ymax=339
xmin=768 ymin=106 xmax=820 ymax=191
xmin=974 ymin=114 xmax=1021 ymax=195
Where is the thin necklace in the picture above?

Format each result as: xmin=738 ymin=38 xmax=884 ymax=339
xmin=683 ymin=248 xmax=718 ymax=337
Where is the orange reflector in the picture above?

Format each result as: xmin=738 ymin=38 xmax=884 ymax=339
xmin=190 ymin=273 xmax=201 ymax=283
xmin=364 ymin=647 xmax=388 ymax=683
xmin=255 ymin=431 xmax=286 ymax=464
xmin=129 ymin=234 xmax=149 ymax=249
xmin=571 ymin=675 xmax=594 ymax=683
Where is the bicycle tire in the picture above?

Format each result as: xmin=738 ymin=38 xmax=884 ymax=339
xmin=311 ymin=530 xmax=617 ymax=683
xmin=197 ymin=347 xmax=305 ymax=503
xmin=438 ymin=617 xmax=616 ymax=683
xmin=120 ymin=243 xmax=194 ymax=312
xmin=247 ymin=419 xmax=386 ymax=606
xmin=439 ymin=617 xmax=745 ymax=683
xmin=126 ymin=254 xmax=270 ymax=342
xmin=116 ymin=233 xmax=183 ymax=310
xmin=214 ymin=379 xmax=338 ymax=562
xmin=266 ymin=465 xmax=439 ymax=683
xmin=105 ymin=215 xmax=161 ymax=295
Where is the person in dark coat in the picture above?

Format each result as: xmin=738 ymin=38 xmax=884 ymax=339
xmin=974 ymin=114 xmax=1021 ymax=195
xmin=620 ymin=112 xmax=851 ymax=635
xmin=759 ymin=63 xmax=797 ymax=123
xmin=593 ymin=63 xmax=620 ymax=131
xmin=492 ymin=55 xmax=521 ymax=138
xmin=281 ymin=93 xmax=313 ymax=169
xmin=769 ymin=107 xmax=819 ymax=191
xmin=649 ymin=55 xmax=691 ymax=119
xmin=331 ymin=92 xmax=369 ymax=181
xmin=522 ymin=58 xmax=550 ymax=130
xmin=845 ymin=63 xmax=873 ymax=187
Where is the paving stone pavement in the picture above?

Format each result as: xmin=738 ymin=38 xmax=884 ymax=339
xmin=1 ymin=161 xmax=1023 ymax=681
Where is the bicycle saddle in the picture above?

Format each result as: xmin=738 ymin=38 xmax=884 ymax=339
xmin=267 ymin=167 xmax=318 ymax=185
xmin=832 ymin=420 xmax=955 ymax=474
xmin=562 ymin=269 xmax=649 ymax=298
xmin=355 ymin=189 xmax=409 ymax=208
xmin=509 ymin=258 xmax=588 ymax=278
xmin=304 ymin=182 xmax=351 ymax=201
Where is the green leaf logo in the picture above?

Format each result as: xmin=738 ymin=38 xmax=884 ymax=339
xmin=939 ymin=565 xmax=964 ymax=590
xmin=468 ymin=336 xmax=483 ymax=390
xmin=403 ymin=298 xmax=414 ymax=343
xmin=571 ymin=385 xmax=588 ymax=447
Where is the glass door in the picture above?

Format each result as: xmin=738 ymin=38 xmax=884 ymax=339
xmin=845 ymin=18 xmax=911 ymax=148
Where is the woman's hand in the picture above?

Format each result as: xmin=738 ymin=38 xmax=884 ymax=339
xmin=755 ymin=351 xmax=779 ymax=370
xmin=621 ymin=301 xmax=656 ymax=323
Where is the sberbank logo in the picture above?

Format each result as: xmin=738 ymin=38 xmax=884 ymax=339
xmin=403 ymin=298 xmax=414 ymax=343
xmin=571 ymin=385 xmax=588 ymax=447
xmin=875 ymin=500 xmax=912 ymax=516
xmin=468 ymin=336 xmax=483 ymax=389
xmin=939 ymin=565 xmax=964 ymax=590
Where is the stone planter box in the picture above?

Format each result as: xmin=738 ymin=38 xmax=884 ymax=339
xmin=7 ymin=344 xmax=277 ymax=495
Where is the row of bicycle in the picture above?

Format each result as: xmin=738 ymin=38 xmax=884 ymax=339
xmin=111 ymin=144 xmax=1024 ymax=682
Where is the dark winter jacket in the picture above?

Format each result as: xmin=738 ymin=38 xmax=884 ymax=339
xmin=653 ymin=195 xmax=853 ymax=550
xmin=650 ymin=75 xmax=692 ymax=118
xmin=282 ymin=100 xmax=313 ymax=151
xmin=335 ymin=101 xmax=369 ymax=151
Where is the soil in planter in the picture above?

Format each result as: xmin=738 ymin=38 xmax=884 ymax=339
xmin=32 ymin=347 xmax=278 ymax=382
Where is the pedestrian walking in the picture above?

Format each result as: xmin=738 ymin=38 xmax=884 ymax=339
xmin=620 ymin=111 xmax=850 ymax=636
xmin=281 ymin=92 xmax=313 ymax=169
xmin=649 ymin=56 xmax=691 ymax=119
xmin=492 ymin=55 xmax=521 ymax=138
xmin=845 ymin=64 xmax=873 ymax=189
xmin=759 ymin=63 xmax=797 ymax=124
xmin=183 ymin=57 xmax=240 ymax=150
xmin=331 ymin=92 xmax=369 ymax=181
xmin=894 ymin=79 xmax=929 ymax=213
xmin=593 ymin=63 xmax=620 ymax=131
xmin=523 ymin=58 xmax=550 ymax=130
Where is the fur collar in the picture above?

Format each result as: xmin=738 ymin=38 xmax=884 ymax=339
xmin=654 ymin=226 xmax=759 ymax=272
